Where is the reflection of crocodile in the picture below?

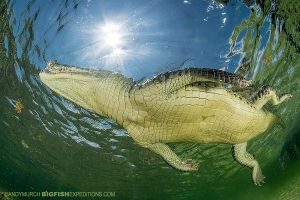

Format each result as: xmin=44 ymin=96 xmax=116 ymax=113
xmin=40 ymin=61 xmax=292 ymax=186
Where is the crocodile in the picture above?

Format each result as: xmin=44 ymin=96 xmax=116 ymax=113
xmin=39 ymin=61 xmax=292 ymax=186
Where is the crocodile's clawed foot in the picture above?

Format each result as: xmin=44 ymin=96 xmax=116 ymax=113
xmin=182 ymin=159 xmax=199 ymax=171
xmin=279 ymin=94 xmax=293 ymax=103
xmin=141 ymin=143 xmax=199 ymax=172
xmin=252 ymin=165 xmax=265 ymax=186
xmin=252 ymin=87 xmax=292 ymax=109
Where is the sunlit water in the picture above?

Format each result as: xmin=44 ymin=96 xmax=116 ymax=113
xmin=0 ymin=0 xmax=299 ymax=199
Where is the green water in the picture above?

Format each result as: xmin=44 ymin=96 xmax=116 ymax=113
xmin=0 ymin=0 xmax=300 ymax=199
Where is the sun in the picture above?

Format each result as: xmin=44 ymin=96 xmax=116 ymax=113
xmin=82 ymin=16 xmax=153 ymax=71
xmin=101 ymin=22 xmax=124 ymax=48
xmin=90 ymin=21 xmax=131 ymax=68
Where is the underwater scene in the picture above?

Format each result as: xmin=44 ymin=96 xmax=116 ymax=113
xmin=0 ymin=0 xmax=300 ymax=199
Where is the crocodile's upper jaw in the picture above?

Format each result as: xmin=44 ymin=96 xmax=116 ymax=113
xmin=41 ymin=60 xmax=94 ymax=74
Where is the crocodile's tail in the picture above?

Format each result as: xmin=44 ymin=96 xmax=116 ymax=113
xmin=265 ymin=105 xmax=286 ymax=129
xmin=274 ymin=112 xmax=286 ymax=129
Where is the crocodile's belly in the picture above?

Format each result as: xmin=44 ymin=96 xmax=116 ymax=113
xmin=141 ymin=86 xmax=269 ymax=144
xmin=143 ymin=109 xmax=259 ymax=144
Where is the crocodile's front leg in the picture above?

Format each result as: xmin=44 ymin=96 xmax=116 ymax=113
xmin=232 ymin=142 xmax=265 ymax=186
xmin=140 ymin=142 xmax=198 ymax=171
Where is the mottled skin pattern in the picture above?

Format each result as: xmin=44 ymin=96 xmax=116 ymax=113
xmin=40 ymin=61 xmax=292 ymax=186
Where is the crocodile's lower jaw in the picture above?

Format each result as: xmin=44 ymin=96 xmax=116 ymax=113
xmin=39 ymin=62 xmax=98 ymax=111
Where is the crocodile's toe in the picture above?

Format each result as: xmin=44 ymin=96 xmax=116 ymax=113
xmin=280 ymin=94 xmax=293 ymax=103
xmin=252 ymin=165 xmax=265 ymax=186
xmin=183 ymin=159 xmax=199 ymax=171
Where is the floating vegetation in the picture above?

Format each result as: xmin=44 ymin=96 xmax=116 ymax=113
xmin=15 ymin=100 xmax=24 ymax=113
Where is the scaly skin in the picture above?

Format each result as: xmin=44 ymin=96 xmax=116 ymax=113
xmin=39 ymin=61 xmax=292 ymax=186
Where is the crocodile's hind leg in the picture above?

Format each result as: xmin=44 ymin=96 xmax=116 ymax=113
xmin=251 ymin=85 xmax=292 ymax=109
xmin=252 ymin=86 xmax=292 ymax=109
xmin=233 ymin=142 xmax=265 ymax=186
xmin=140 ymin=142 xmax=198 ymax=171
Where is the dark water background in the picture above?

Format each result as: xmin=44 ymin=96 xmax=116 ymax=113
xmin=0 ymin=0 xmax=300 ymax=199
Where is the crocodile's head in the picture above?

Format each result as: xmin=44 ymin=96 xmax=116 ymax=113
xmin=39 ymin=60 xmax=98 ymax=110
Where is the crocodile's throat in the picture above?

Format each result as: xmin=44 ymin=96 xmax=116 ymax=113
xmin=40 ymin=61 xmax=134 ymax=123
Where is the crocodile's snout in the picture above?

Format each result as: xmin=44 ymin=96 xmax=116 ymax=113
xmin=45 ymin=60 xmax=77 ymax=74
